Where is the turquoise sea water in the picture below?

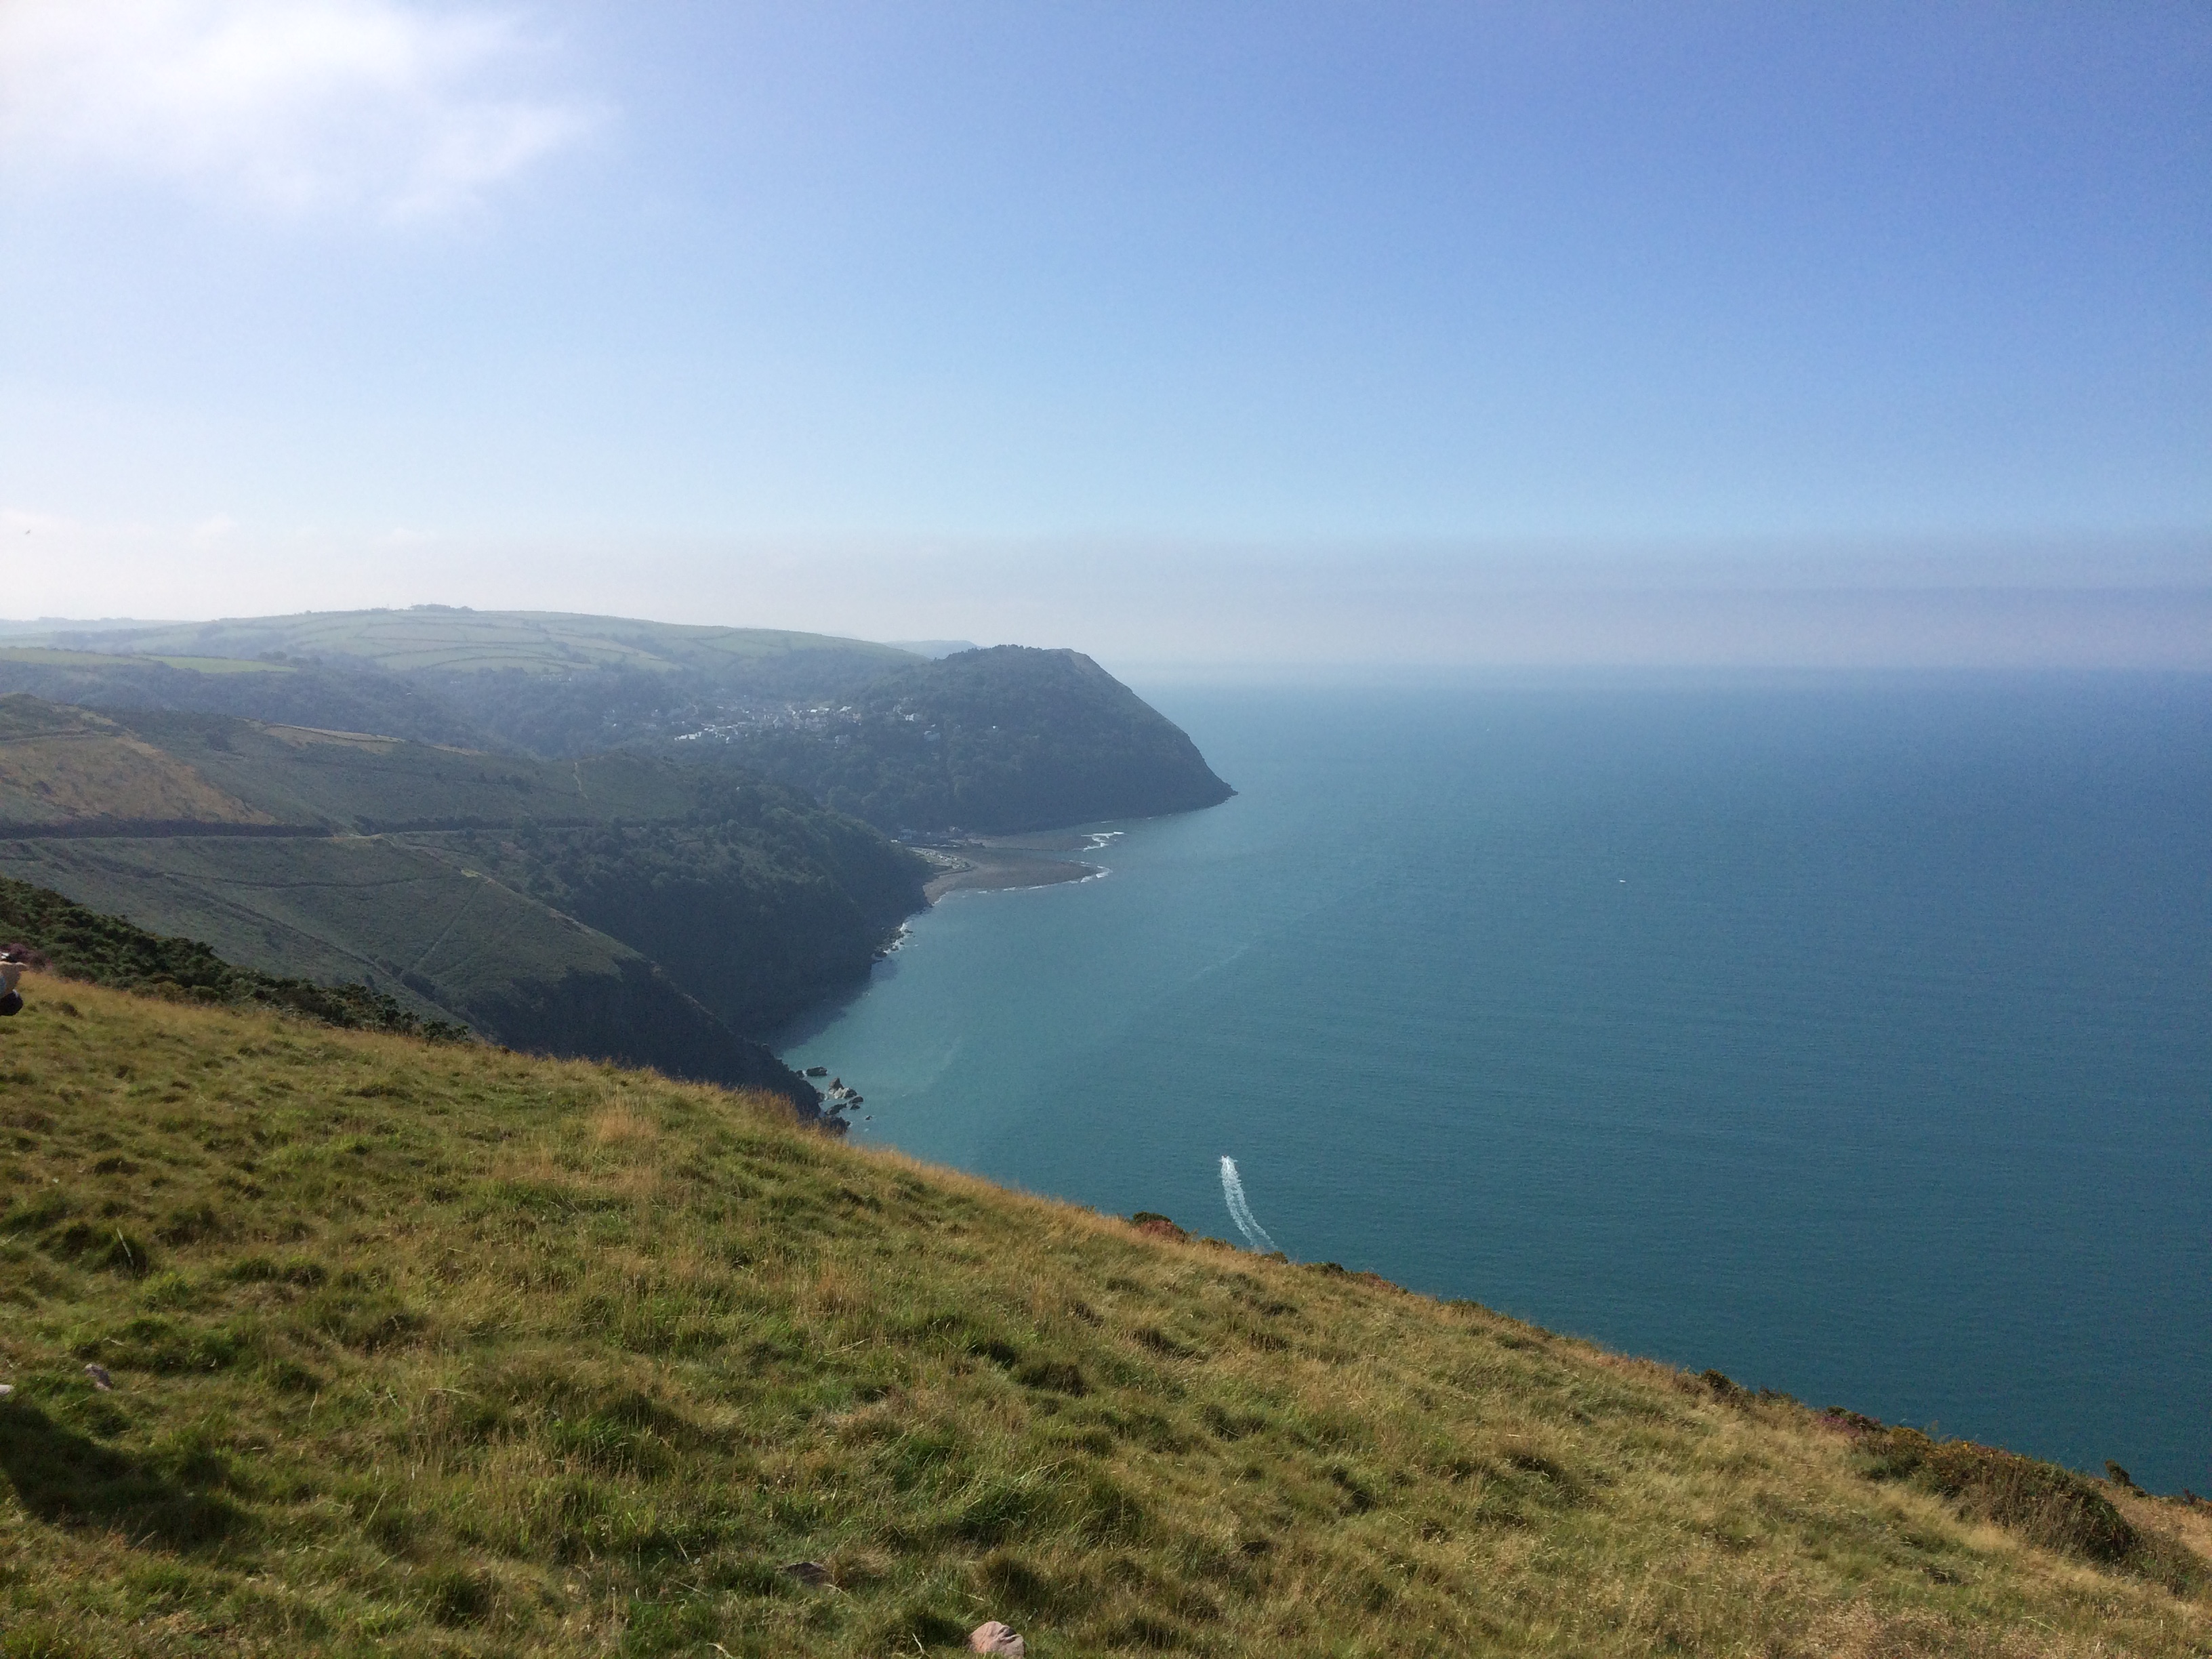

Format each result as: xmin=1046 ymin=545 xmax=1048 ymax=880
xmin=779 ymin=674 xmax=2212 ymax=1492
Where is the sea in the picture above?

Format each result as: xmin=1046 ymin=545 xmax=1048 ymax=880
xmin=777 ymin=672 xmax=2212 ymax=1494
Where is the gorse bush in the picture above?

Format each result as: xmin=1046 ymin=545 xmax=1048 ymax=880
xmin=1847 ymin=1420 xmax=2209 ymax=1597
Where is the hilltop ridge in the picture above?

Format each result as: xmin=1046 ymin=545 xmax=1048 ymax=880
xmin=0 ymin=982 xmax=2205 ymax=1656
xmin=18 ymin=607 xmax=918 ymax=682
xmin=0 ymin=613 xmax=1237 ymax=840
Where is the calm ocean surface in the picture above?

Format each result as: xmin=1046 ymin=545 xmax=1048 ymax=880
xmin=778 ymin=674 xmax=2212 ymax=1492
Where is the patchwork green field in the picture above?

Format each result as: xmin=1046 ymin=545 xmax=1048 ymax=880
xmin=1 ymin=983 xmax=2205 ymax=1657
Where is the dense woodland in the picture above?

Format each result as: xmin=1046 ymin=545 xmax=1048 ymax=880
xmin=432 ymin=773 xmax=929 ymax=1034
xmin=714 ymin=646 xmax=1234 ymax=834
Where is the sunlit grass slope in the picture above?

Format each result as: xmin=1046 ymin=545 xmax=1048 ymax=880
xmin=3 ymin=983 xmax=2207 ymax=1657
xmin=0 ymin=700 xmax=272 ymax=828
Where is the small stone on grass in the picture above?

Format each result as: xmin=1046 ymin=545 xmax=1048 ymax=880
xmin=969 ymin=1620 xmax=1025 ymax=1655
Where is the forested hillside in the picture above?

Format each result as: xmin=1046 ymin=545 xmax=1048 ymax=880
xmin=429 ymin=773 xmax=934 ymax=1033
xmin=713 ymin=647 xmax=1234 ymax=835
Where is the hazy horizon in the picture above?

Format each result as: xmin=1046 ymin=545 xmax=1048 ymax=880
xmin=3 ymin=534 xmax=2208 ymax=672
xmin=3 ymin=3 xmax=2206 ymax=663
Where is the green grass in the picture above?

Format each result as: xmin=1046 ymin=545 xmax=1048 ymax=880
xmin=0 ymin=836 xmax=626 ymax=1024
xmin=2 ymin=983 xmax=2207 ymax=1657
xmin=102 ymin=711 xmax=705 ymax=830
xmin=0 ymin=699 xmax=276 ymax=828
xmin=0 ymin=847 xmax=800 ymax=1101
xmin=0 ymin=874 xmax=469 ymax=1042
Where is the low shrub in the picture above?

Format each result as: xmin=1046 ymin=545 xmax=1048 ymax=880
xmin=1858 ymin=1426 xmax=2140 ymax=1565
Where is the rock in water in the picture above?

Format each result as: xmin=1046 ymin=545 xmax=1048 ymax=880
xmin=968 ymin=1622 xmax=1025 ymax=1656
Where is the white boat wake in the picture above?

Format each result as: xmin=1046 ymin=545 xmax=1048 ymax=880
xmin=1218 ymin=1155 xmax=1279 ymax=1254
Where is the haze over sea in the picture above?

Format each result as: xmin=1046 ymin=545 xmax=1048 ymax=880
xmin=781 ymin=673 xmax=2211 ymax=1493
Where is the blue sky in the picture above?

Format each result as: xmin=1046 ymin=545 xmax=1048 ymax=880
xmin=0 ymin=2 xmax=2206 ymax=659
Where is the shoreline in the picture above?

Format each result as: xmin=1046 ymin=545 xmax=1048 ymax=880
xmin=915 ymin=833 xmax=1110 ymax=901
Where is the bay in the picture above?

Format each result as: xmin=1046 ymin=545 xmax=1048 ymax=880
xmin=778 ymin=672 xmax=2212 ymax=1493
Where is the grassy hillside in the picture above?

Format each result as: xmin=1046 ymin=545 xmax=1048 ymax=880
xmin=0 ymin=874 xmax=466 ymax=1042
xmin=0 ymin=649 xmax=483 ymax=749
xmin=116 ymin=712 xmax=703 ymax=832
xmin=0 ymin=696 xmax=928 ymax=1062
xmin=2 ymin=983 xmax=2205 ymax=1657
xmin=0 ymin=839 xmax=815 ymax=1105
xmin=716 ymin=647 xmax=1235 ymax=836
xmin=0 ymin=700 xmax=273 ymax=829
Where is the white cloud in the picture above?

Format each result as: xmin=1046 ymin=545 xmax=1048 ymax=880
xmin=0 ymin=0 xmax=602 ymax=220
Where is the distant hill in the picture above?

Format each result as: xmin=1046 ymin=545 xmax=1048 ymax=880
xmin=0 ymin=694 xmax=928 ymax=1097
xmin=3 ymin=983 xmax=2205 ymax=1656
xmin=0 ymin=616 xmax=168 ymax=638
xmin=7 ymin=607 xmax=922 ymax=758
xmin=29 ymin=606 xmax=920 ymax=681
xmin=4 ymin=611 xmax=1240 ymax=838
xmin=710 ymin=646 xmax=1235 ymax=835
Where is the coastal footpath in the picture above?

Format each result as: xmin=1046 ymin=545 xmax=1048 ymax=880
xmin=1 ymin=980 xmax=2205 ymax=1656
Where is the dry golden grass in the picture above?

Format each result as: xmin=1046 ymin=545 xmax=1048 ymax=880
xmin=1 ymin=978 xmax=2205 ymax=1656
xmin=0 ymin=726 xmax=273 ymax=825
